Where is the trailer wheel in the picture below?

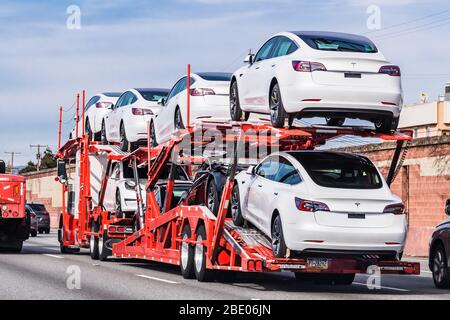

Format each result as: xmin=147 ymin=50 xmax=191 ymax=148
xmin=431 ymin=244 xmax=450 ymax=289
xmin=89 ymin=221 xmax=100 ymax=260
xmin=194 ymin=225 xmax=214 ymax=282
xmin=231 ymin=184 xmax=244 ymax=227
xmin=99 ymin=230 xmax=112 ymax=261
xmin=180 ymin=224 xmax=195 ymax=279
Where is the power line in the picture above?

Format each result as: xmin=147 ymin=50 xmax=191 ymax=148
xmin=30 ymin=144 xmax=49 ymax=172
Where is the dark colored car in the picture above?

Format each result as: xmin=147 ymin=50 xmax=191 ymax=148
xmin=25 ymin=205 xmax=38 ymax=237
xmin=429 ymin=199 xmax=450 ymax=289
xmin=27 ymin=203 xmax=50 ymax=234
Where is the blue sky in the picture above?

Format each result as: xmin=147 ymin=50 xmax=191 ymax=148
xmin=0 ymin=0 xmax=449 ymax=165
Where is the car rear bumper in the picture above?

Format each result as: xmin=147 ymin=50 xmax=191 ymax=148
xmin=281 ymin=79 xmax=402 ymax=119
xmin=283 ymin=220 xmax=406 ymax=254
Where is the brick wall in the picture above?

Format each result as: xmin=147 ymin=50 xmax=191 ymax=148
xmin=337 ymin=135 xmax=450 ymax=257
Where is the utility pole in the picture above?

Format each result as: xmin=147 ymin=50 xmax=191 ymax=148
xmin=4 ymin=152 xmax=21 ymax=173
xmin=30 ymin=144 xmax=49 ymax=172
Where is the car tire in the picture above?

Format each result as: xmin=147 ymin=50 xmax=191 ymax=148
xmin=180 ymin=224 xmax=196 ymax=279
xmin=194 ymin=225 xmax=214 ymax=282
xmin=120 ymin=123 xmax=131 ymax=152
xmin=374 ymin=117 xmax=392 ymax=133
xmin=99 ymin=230 xmax=112 ymax=261
xmin=206 ymin=178 xmax=220 ymax=216
xmin=325 ymin=117 xmax=345 ymax=127
xmin=85 ymin=119 xmax=94 ymax=141
xmin=175 ymin=107 xmax=185 ymax=130
xmin=89 ymin=221 xmax=100 ymax=260
xmin=30 ymin=230 xmax=37 ymax=237
xmin=271 ymin=214 xmax=288 ymax=258
xmin=44 ymin=228 xmax=50 ymax=234
xmin=38 ymin=229 xmax=44 ymax=234
xmin=101 ymin=122 xmax=109 ymax=145
xmin=431 ymin=244 xmax=450 ymax=289
xmin=230 ymin=81 xmax=246 ymax=121
xmin=270 ymin=83 xmax=288 ymax=128
xmin=230 ymin=183 xmax=244 ymax=227
xmin=116 ymin=190 xmax=124 ymax=218
xmin=150 ymin=121 xmax=158 ymax=147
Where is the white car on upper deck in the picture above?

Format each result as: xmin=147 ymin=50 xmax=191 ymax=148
xmin=230 ymin=31 xmax=402 ymax=132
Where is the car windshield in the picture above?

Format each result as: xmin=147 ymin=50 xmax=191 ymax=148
xmin=295 ymin=32 xmax=378 ymax=53
xmin=289 ymin=152 xmax=382 ymax=189
xmin=138 ymin=90 xmax=169 ymax=102
xmin=196 ymin=72 xmax=232 ymax=81
xmin=28 ymin=204 xmax=48 ymax=214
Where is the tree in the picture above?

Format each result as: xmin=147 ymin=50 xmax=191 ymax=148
xmin=40 ymin=148 xmax=57 ymax=170
xmin=19 ymin=161 xmax=38 ymax=174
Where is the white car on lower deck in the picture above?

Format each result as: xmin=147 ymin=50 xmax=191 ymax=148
xmin=232 ymin=150 xmax=407 ymax=259
xmin=103 ymin=88 xmax=170 ymax=151
xmin=151 ymin=72 xmax=231 ymax=145
xmin=230 ymin=31 xmax=402 ymax=131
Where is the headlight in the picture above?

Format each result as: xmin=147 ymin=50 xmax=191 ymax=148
xmin=125 ymin=181 xmax=137 ymax=190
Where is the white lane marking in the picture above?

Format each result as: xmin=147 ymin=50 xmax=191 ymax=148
xmin=353 ymin=282 xmax=409 ymax=292
xmin=421 ymin=270 xmax=432 ymax=274
xmin=43 ymin=254 xmax=64 ymax=259
xmin=136 ymin=274 xmax=180 ymax=284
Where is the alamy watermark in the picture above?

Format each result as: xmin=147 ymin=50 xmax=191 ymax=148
xmin=67 ymin=5 xmax=81 ymax=30
xmin=366 ymin=5 xmax=381 ymax=31
xmin=66 ymin=265 xmax=82 ymax=290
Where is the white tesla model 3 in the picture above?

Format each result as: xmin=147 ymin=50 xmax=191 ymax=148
xmin=151 ymin=72 xmax=231 ymax=146
xmin=102 ymin=88 xmax=169 ymax=151
xmin=232 ymin=151 xmax=407 ymax=259
xmin=70 ymin=92 xmax=121 ymax=141
xmin=230 ymin=31 xmax=402 ymax=132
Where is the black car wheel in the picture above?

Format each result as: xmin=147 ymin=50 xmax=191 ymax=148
xmin=101 ymin=122 xmax=109 ymax=145
xmin=44 ymin=228 xmax=50 ymax=234
xmin=230 ymin=81 xmax=246 ymax=121
xmin=85 ymin=119 xmax=94 ymax=141
xmin=374 ymin=117 xmax=393 ymax=133
xmin=120 ymin=123 xmax=130 ymax=152
xmin=431 ymin=244 xmax=450 ymax=289
xmin=99 ymin=229 xmax=112 ymax=261
xmin=271 ymin=215 xmax=287 ymax=258
xmin=175 ymin=108 xmax=185 ymax=130
xmin=116 ymin=190 xmax=124 ymax=218
xmin=270 ymin=83 xmax=288 ymax=128
xmin=206 ymin=179 xmax=220 ymax=216
xmin=89 ymin=221 xmax=100 ymax=260
xmin=150 ymin=121 xmax=158 ymax=147
xmin=230 ymin=183 xmax=244 ymax=226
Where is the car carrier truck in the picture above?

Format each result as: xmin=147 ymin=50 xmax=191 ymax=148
xmin=0 ymin=160 xmax=29 ymax=252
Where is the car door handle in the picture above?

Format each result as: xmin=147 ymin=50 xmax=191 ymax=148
xmin=274 ymin=192 xmax=278 ymax=196
xmin=272 ymin=64 xmax=276 ymax=67
xmin=257 ymin=184 xmax=263 ymax=188
xmin=255 ymin=67 xmax=260 ymax=70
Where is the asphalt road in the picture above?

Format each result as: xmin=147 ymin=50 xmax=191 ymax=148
xmin=0 ymin=232 xmax=449 ymax=300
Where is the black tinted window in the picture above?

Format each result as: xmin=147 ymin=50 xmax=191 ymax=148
xmin=255 ymin=37 xmax=278 ymax=62
xmin=28 ymin=204 xmax=47 ymax=213
xmin=256 ymin=157 xmax=278 ymax=181
xmin=290 ymin=152 xmax=382 ymax=189
xmin=273 ymin=37 xmax=298 ymax=57
xmin=196 ymin=73 xmax=232 ymax=81
xmin=296 ymin=33 xmax=377 ymax=53
xmin=274 ymin=158 xmax=302 ymax=185
xmin=85 ymin=96 xmax=100 ymax=111
xmin=138 ymin=90 xmax=169 ymax=102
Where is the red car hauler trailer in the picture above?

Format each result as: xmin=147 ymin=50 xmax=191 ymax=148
xmin=56 ymin=119 xmax=420 ymax=283
xmin=0 ymin=160 xmax=29 ymax=252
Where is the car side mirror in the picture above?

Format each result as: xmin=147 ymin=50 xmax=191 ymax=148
xmin=446 ymin=199 xmax=450 ymax=216
xmin=246 ymin=165 xmax=255 ymax=175
xmin=108 ymin=104 xmax=114 ymax=110
xmin=244 ymin=54 xmax=255 ymax=65
xmin=158 ymin=98 xmax=166 ymax=106
xmin=57 ymin=160 xmax=68 ymax=183
xmin=0 ymin=160 xmax=5 ymax=174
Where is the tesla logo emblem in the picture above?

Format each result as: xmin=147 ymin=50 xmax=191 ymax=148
xmin=355 ymin=203 xmax=361 ymax=207
xmin=351 ymin=62 xmax=357 ymax=68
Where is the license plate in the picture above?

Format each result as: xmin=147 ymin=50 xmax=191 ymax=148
xmin=348 ymin=213 xmax=365 ymax=219
xmin=307 ymin=258 xmax=329 ymax=270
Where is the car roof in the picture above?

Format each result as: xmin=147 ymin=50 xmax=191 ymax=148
xmin=135 ymin=88 xmax=170 ymax=93
xmin=101 ymin=92 xmax=122 ymax=98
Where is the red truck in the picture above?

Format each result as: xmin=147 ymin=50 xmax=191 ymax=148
xmin=0 ymin=160 xmax=29 ymax=252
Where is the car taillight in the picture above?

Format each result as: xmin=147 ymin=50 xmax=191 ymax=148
xmin=31 ymin=213 xmax=37 ymax=219
xmin=295 ymin=197 xmax=330 ymax=212
xmin=379 ymin=65 xmax=401 ymax=76
xmin=292 ymin=61 xmax=327 ymax=72
xmin=190 ymin=88 xmax=216 ymax=96
xmin=383 ymin=203 xmax=405 ymax=215
xmin=132 ymin=108 xmax=154 ymax=116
